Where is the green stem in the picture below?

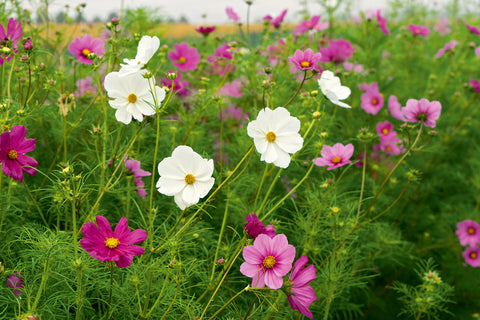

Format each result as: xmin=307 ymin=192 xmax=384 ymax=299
xmin=355 ymin=143 xmax=367 ymax=222
xmin=256 ymin=167 xmax=283 ymax=217
xmin=282 ymin=71 xmax=307 ymax=108
xmin=207 ymin=287 xmax=246 ymax=320
xmin=253 ymin=164 xmax=269 ymax=209
xmin=210 ymin=193 xmax=230 ymax=282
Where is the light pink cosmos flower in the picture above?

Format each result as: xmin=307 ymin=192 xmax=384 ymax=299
xmin=359 ymin=82 xmax=383 ymax=115
xmin=376 ymin=10 xmax=390 ymax=35
xmin=465 ymin=23 xmax=480 ymax=35
xmin=68 ymin=34 xmax=105 ymax=64
xmin=288 ymin=48 xmax=322 ymax=71
xmin=434 ymin=40 xmax=457 ymax=58
xmin=409 ymin=24 xmax=430 ymax=37
xmin=376 ymin=121 xmax=396 ymax=140
xmin=168 ymin=42 xmax=201 ymax=72
xmin=378 ymin=135 xmax=405 ymax=155
xmin=0 ymin=125 xmax=37 ymax=182
xmin=124 ymin=156 xmax=151 ymax=199
xmin=314 ymin=143 xmax=354 ymax=170
xmin=319 ymin=39 xmax=355 ymax=64
xmin=343 ymin=62 xmax=365 ymax=73
xmin=240 ymin=233 xmax=295 ymax=289
xmin=244 ymin=213 xmax=275 ymax=239
xmin=402 ymin=98 xmax=441 ymax=128
xmin=80 ymin=215 xmax=147 ymax=268
xmin=218 ymin=79 xmax=244 ymax=97
xmin=434 ymin=17 xmax=451 ymax=36
xmin=456 ymin=220 xmax=480 ymax=247
xmin=293 ymin=15 xmax=321 ymax=36
xmin=388 ymin=95 xmax=405 ymax=121
xmin=462 ymin=246 xmax=480 ymax=267
xmin=226 ymin=7 xmax=241 ymax=24
xmin=74 ymin=76 xmax=96 ymax=97
xmin=0 ymin=18 xmax=22 ymax=64
xmin=207 ymin=43 xmax=234 ymax=75
xmin=469 ymin=79 xmax=480 ymax=93
xmin=286 ymin=255 xmax=317 ymax=319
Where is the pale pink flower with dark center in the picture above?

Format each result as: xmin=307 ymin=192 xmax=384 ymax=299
xmin=68 ymin=34 xmax=105 ymax=64
xmin=286 ymin=255 xmax=317 ymax=319
xmin=319 ymin=39 xmax=355 ymax=64
xmin=226 ymin=7 xmax=241 ymax=24
xmin=408 ymin=24 xmax=430 ymax=37
xmin=456 ymin=220 xmax=480 ymax=247
xmin=434 ymin=40 xmax=457 ymax=58
xmin=288 ymin=48 xmax=322 ymax=71
xmin=0 ymin=125 xmax=37 ymax=182
xmin=359 ymin=82 xmax=383 ymax=115
xmin=465 ymin=23 xmax=480 ymax=35
xmin=462 ymin=246 xmax=480 ymax=267
xmin=402 ymin=98 xmax=441 ymax=128
xmin=168 ymin=42 xmax=201 ymax=72
xmin=80 ymin=215 xmax=147 ymax=268
xmin=314 ymin=143 xmax=354 ymax=170
xmin=240 ymin=233 xmax=295 ymax=289
xmin=434 ymin=17 xmax=451 ymax=36
xmin=124 ymin=156 xmax=151 ymax=199
xmin=376 ymin=10 xmax=390 ymax=35
xmin=244 ymin=213 xmax=275 ymax=239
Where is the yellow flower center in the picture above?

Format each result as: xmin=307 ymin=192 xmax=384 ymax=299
xmin=128 ymin=93 xmax=137 ymax=103
xmin=468 ymin=227 xmax=476 ymax=235
xmin=82 ymin=48 xmax=91 ymax=57
xmin=300 ymin=61 xmax=310 ymax=68
xmin=105 ymin=237 xmax=120 ymax=249
xmin=470 ymin=252 xmax=478 ymax=259
xmin=8 ymin=150 xmax=17 ymax=160
xmin=262 ymin=255 xmax=276 ymax=269
xmin=372 ymin=98 xmax=378 ymax=105
xmin=332 ymin=156 xmax=341 ymax=164
xmin=385 ymin=146 xmax=392 ymax=151
xmin=266 ymin=131 xmax=276 ymax=142
xmin=184 ymin=174 xmax=196 ymax=184
xmin=382 ymin=128 xmax=389 ymax=135
xmin=178 ymin=56 xmax=186 ymax=64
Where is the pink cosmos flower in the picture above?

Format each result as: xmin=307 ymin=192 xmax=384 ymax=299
xmin=286 ymin=255 xmax=317 ymax=319
xmin=314 ymin=143 xmax=354 ymax=170
xmin=469 ymin=79 xmax=480 ymax=93
xmin=388 ymin=95 xmax=405 ymax=121
xmin=376 ymin=10 xmax=390 ymax=35
xmin=195 ymin=26 xmax=216 ymax=37
xmin=207 ymin=43 xmax=234 ymax=75
xmin=6 ymin=272 xmax=23 ymax=296
xmin=359 ymin=82 xmax=383 ymax=115
xmin=261 ymin=38 xmax=287 ymax=66
xmin=456 ymin=220 xmax=480 ymax=247
xmin=343 ymin=62 xmax=365 ymax=73
xmin=288 ymin=48 xmax=322 ymax=71
xmin=0 ymin=18 xmax=22 ymax=64
xmin=68 ymin=34 xmax=105 ymax=64
xmin=462 ymin=246 xmax=480 ymax=267
xmin=245 ymin=213 xmax=275 ymax=239
xmin=402 ymin=98 xmax=442 ymax=128
xmin=377 ymin=121 xmax=396 ymax=140
xmin=293 ymin=15 xmax=321 ymax=36
xmin=270 ymin=9 xmax=288 ymax=29
xmin=226 ymin=7 xmax=241 ymax=24
xmin=409 ymin=24 xmax=430 ymax=37
xmin=378 ymin=135 xmax=405 ymax=155
xmin=465 ymin=23 xmax=480 ymax=35
xmin=434 ymin=40 xmax=457 ymax=58
xmin=74 ymin=76 xmax=96 ymax=97
xmin=240 ymin=233 xmax=295 ymax=289
xmin=319 ymin=39 xmax=355 ymax=64
xmin=80 ymin=215 xmax=147 ymax=268
xmin=218 ymin=79 xmax=244 ymax=97
xmin=219 ymin=105 xmax=249 ymax=129
xmin=434 ymin=17 xmax=451 ymax=36
xmin=168 ymin=42 xmax=201 ymax=72
xmin=476 ymin=47 xmax=480 ymax=58
xmin=124 ymin=156 xmax=151 ymax=199
xmin=0 ymin=125 xmax=37 ymax=182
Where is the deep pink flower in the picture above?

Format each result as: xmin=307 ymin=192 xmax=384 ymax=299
xmin=456 ymin=220 xmax=480 ymax=247
xmin=462 ymin=246 xmax=480 ymax=267
xmin=288 ymin=48 xmax=322 ymax=71
xmin=245 ymin=213 xmax=275 ymax=239
xmin=240 ymin=233 xmax=295 ymax=289
xmin=434 ymin=17 xmax=451 ymax=36
xmin=434 ymin=40 xmax=457 ymax=58
xmin=207 ymin=43 xmax=234 ymax=75
xmin=6 ymin=272 xmax=23 ymax=296
xmin=469 ymin=79 xmax=480 ymax=93
xmin=226 ymin=7 xmax=241 ymax=24
xmin=286 ymin=255 xmax=317 ymax=319
xmin=465 ymin=23 xmax=480 ymax=35
xmin=293 ymin=15 xmax=321 ymax=36
xmin=402 ymin=98 xmax=441 ymax=128
xmin=319 ymin=39 xmax=355 ymax=64
xmin=0 ymin=125 xmax=37 ymax=182
xmin=314 ymin=143 xmax=354 ymax=170
xmin=160 ymin=71 xmax=190 ymax=97
xmin=168 ymin=42 xmax=201 ymax=72
xmin=359 ymin=82 xmax=383 ymax=115
xmin=0 ymin=18 xmax=22 ymax=64
xmin=271 ymin=9 xmax=288 ymax=29
xmin=377 ymin=121 xmax=396 ymax=140
xmin=408 ymin=24 xmax=430 ymax=37
xmin=68 ymin=34 xmax=105 ymax=64
xmin=124 ymin=156 xmax=151 ymax=199
xmin=376 ymin=10 xmax=390 ymax=35
xmin=74 ymin=76 xmax=96 ymax=97
xmin=195 ymin=26 xmax=216 ymax=37
xmin=80 ymin=215 xmax=147 ymax=268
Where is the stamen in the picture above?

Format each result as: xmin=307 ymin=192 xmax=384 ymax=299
xmin=128 ymin=93 xmax=137 ymax=103
xmin=104 ymin=237 xmax=120 ymax=249
xmin=82 ymin=48 xmax=91 ymax=57
xmin=185 ymin=174 xmax=196 ymax=184
xmin=7 ymin=150 xmax=17 ymax=160
xmin=468 ymin=227 xmax=476 ymax=235
xmin=178 ymin=56 xmax=186 ymax=64
xmin=266 ymin=131 xmax=276 ymax=142
xmin=332 ymin=156 xmax=341 ymax=164
xmin=382 ymin=128 xmax=389 ymax=135
xmin=262 ymin=256 xmax=276 ymax=269
xmin=300 ymin=61 xmax=311 ymax=68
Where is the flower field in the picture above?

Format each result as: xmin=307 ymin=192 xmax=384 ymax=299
xmin=1 ymin=1 xmax=480 ymax=319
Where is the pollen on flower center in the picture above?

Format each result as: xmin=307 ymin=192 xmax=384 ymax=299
xmin=82 ymin=48 xmax=91 ymax=57
xmin=178 ymin=56 xmax=186 ymax=64
xmin=382 ymin=128 xmax=389 ymax=135
xmin=8 ymin=150 xmax=17 ymax=160
xmin=470 ymin=252 xmax=478 ymax=259
xmin=262 ymin=255 xmax=276 ymax=269
xmin=332 ymin=156 xmax=341 ymax=164
xmin=468 ymin=227 xmax=476 ymax=235
xmin=184 ymin=174 xmax=196 ymax=184
xmin=128 ymin=93 xmax=138 ymax=103
xmin=372 ymin=98 xmax=378 ymax=105
xmin=300 ymin=61 xmax=311 ymax=68
xmin=105 ymin=237 xmax=120 ymax=249
xmin=266 ymin=131 xmax=276 ymax=142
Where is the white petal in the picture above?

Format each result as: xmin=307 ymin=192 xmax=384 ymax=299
xmin=195 ymin=159 xmax=214 ymax=181
xmin=115 ymin=109 xmax=132 ymax=124
xmin=182 ymin=184 xmax=199 ymax=206
xmin=253 ymin=136 xmax=269 ymax=154
xmin=156 ymin=176 xmax=186 ymax=196
xmin=260 ymin=142 xmax=278 ymax=164
xmin=275 ymin=133 xmax=303 ymax=154
xmin=273 ymin=149 xmax=291 ymax=168
xmin=193 ymin=178 xmax=215 ymax=198
xmin=157 ymin=157 xmax=186 ymax=179
xmin=334 ymin=86 xmax=351 ymax=100
xmin=174 ymin=193 xmax=188 ymax=210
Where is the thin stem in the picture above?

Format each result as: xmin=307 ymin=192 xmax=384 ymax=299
xmin=256 ymin=167 xmax=283 ymax=217
xmin=366 ymin=181 xmax=410 ymax=225
xmin=253 ymin=164 xmax=269 ymax=209
xmin=207 ymin=287 xmax=246 ymax=320
xmin=282 ymin=71 xmax=307 ymax=108
xmin=210 ymin=194 xmax=229 ymax=281
xmin=355 ymin=143 xmax=367 ymax=222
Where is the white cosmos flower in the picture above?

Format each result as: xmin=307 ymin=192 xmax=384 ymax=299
xmin=156 ymin=145 xmax=215 ymax=210
xmin=247 ymin=107 xmax=303 ymax=168
xmin=318 ymin=70 xmax=351 ymax=108
xmin=119 ymin=35 xmax=160 ymax=76
xmin=104 ymin=71 xmax=165 ymax=125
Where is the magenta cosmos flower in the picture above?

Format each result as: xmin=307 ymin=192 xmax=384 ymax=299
xmin=168 ymin=42 xmax=201 ymax=72
xmin=456 ymin=220 xmax=480 ymax=247
xmin=434 ymin=40 xmax=457 ymax=58
xmin=465 ymin=23 xmax=480 ymax=35
xmin=409 ymin=24 xmax=430 ymax=37
xmin=319 ymin=39 xmax=355 ymax=64
xmin=286 ymin=255 xmax=317 ymax=319
xmin=469 ymin=79 xmax=480 ymax=93
xmin=288 ymin=48 xmax=322 ymax=71
xmin=462 ymin=246 xmax=480 ymax=267
xmin=80 ymin=215 xmax=147 ymax=268
xmin=245 ymin=213 xmax=275 ymax=239
xmin=402 ymin=98 xmax=441 ymax=128
xmin=0 ymin=18 xmax=22 ymax=64
xmin=240 ymin=233 xmax=295 ymax=289
xmin=376 ymin=10 xmax=390 ymax=35
xmin=0 ymin=125 xmax=37 ymax=182
xmin=124 ymin=156 xmax=151 ymax=199
xmin=314 ymin=143 xmax=354 ymax=170
xmin=68 ymin=34 xmax=106 ymax=64
xmin=359 ymin=82 xmax=383 ymax=115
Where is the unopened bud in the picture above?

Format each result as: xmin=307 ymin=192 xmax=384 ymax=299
xmin=167 ymin=72 xmax=177 ymax=80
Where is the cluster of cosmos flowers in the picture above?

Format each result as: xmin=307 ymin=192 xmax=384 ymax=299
xmin=456 ymin=220 xmax=480 ymax=267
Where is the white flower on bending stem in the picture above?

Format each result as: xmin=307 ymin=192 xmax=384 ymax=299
xmin=247 ymin=107 xmax=303 ymax=169
xmin=103 ymin=71 xmax=165 ymax=125
xmin=119 ymin=35 xmax=160 ymax=76
xmin=317 ymin=70 xmax=351 ymax=108
xmin=156 ymin=146 xmax=215 ymax=210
